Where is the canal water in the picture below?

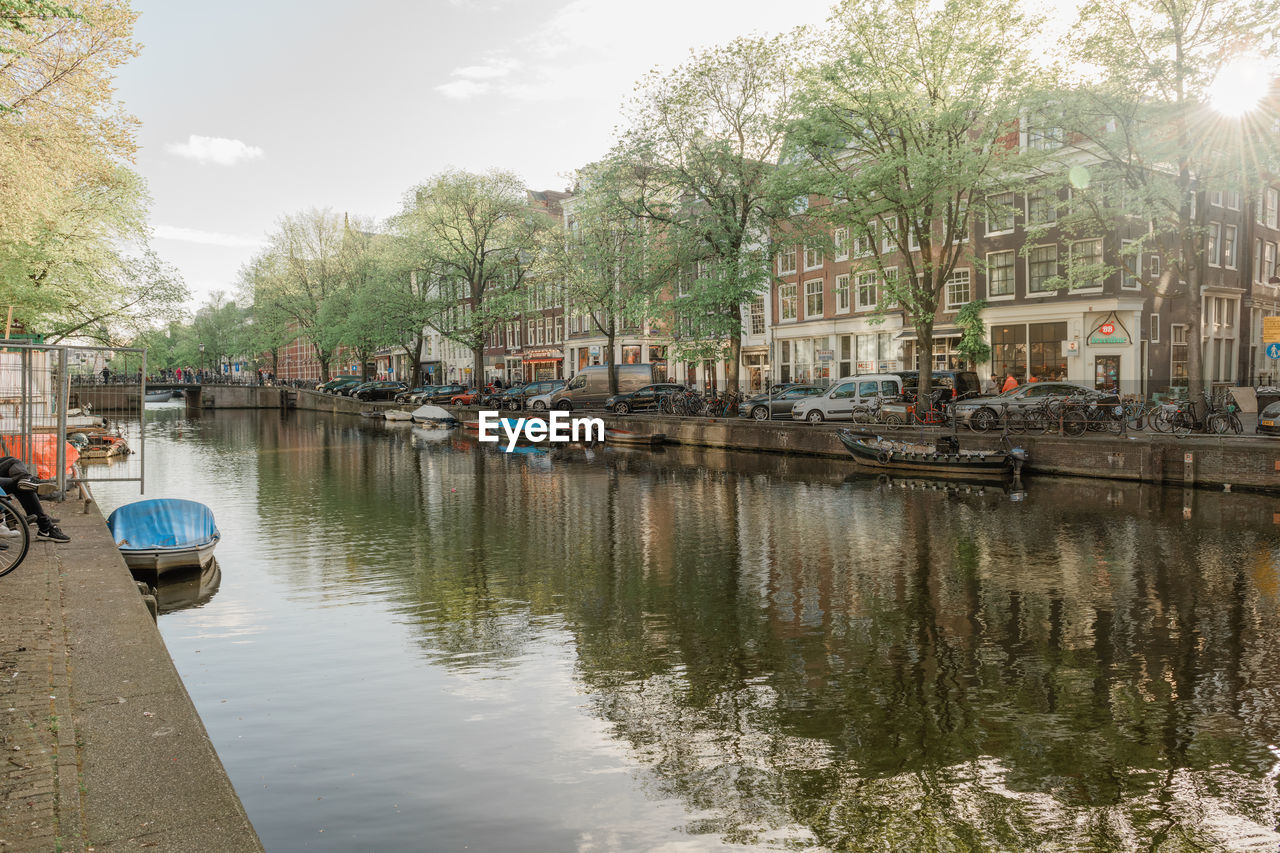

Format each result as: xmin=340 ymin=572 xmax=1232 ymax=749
xmin=94 ymin=405 xmax=1280 ymax=852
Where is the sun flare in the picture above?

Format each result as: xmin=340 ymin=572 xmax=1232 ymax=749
xmin=1208 ymin=56 xmax=1271 ymax=117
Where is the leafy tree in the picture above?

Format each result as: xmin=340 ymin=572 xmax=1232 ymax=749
xmin=786 ymin=0 xmax=1043 ymax=405
xmin=613 ymin=34 xmax=807 ymax=391
xmin=954 ymin=299 xmax=992 ymax=369
xmin=249 ymin=209 xmax=372 ymax=382
xmin=390 ymin=169 xmax=554 ymax=387
xmin=553 ymin=161 xmax=677 ymax=394
xmin=1057 ymin=0 xmax=1280 ymax=394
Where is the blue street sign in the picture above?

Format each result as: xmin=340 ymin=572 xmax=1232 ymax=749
xmin=1268 ymin=342 xmax=1280 ymax=360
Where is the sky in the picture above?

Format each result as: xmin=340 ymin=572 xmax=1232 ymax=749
xmin=115 ymin=0 xmax=843 ymax=309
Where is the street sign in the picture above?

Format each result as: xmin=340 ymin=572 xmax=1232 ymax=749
xmin=1267 ymin=342 xmax=1280 ymax=360
xmin=1265 ymin=316 xmax=1280 ymax=344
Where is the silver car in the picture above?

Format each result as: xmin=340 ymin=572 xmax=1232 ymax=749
xmin=952 ymin=381 xmax=1095 ymax=431
xmin=737 ymin=385 xmax=824 ymax=420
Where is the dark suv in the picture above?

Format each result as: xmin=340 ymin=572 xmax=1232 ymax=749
xmin=898 ymin=370 xmax=982 ymax=402
xmin=353 ymin=381 xmax=408 ymax=401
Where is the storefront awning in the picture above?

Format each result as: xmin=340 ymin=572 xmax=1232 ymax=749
xmin=895 ymin=326 xmax=960 ymax=341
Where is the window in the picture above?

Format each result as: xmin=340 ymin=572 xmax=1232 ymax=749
xmin=1028 ymin=322 xmax=1067 ymax=381
xmin=907 ymin=222 xmax=921 ymax=252
xmin=1207 ymin=221 xmax=1222 ymax=266
xmin=945 ymin=269 xmax=971 ymax=308
xmin=835 ymin=274 xmax=851 ymax=313
xmin=677 ymin=267 xmax=692 ymax=296
xmin=1028 ymin=245 xmax=1059 ymax=292
xmin=839 ymin=335 xmax=852 ymax=378
xmin=853 ymin=223 xmax=874 ymax=257
xmin=1070 ymin=239 xmax=1103 ymax=289
xmin=749 ymin=296 xmax=765 ymax=335
xmin=1226 ymin=190 xmax=1241 ymax=210
xmin=834 ymin=227 xmax=849 ymax=261
xmin=882 ymin=217 xmax=899 ymax=254
xmin=1266 ymin=242 xmax=1278 ymax=281
xmin=779 ymin=283 xmax=797 ymax=321
xmin=987 ymin=250 xmax=1015 ymax=296
xmin=804 ymin=244 xmax=823 ymax=270
xmin=856 ymin=272 xmax=877 ymax=311
xmin=1149 ymin=313 xmax=1160 ymax=343
xmin=1223 ymin=224 xmax=1237 ymax=268
xmin=986 ymin=192 xmax=1016 ymax=235
xmin=1171 ymin=324 xmax=1188 ymax=386
xmin=804 ymin=279 xmax=824 ymax=318
xmin=882 ymin=267 xmax=899 ymax=309
xmin=1024 ymin=111 xmax=1064 ymax=150
xmin=1209 ymin=189 xmax=1223 ymax=207
xmin=778 ymin=246 xmax=797 ymax=275
xmin=1027 ymin=190 xmax=1057 ymax=226
xmin=1267 ymin=188 xmax=1279 ymax=229
xmin=1121 ymin=240 xmax=1141 ymax=289
xmin=1149 ymin=254 xmax=1161 ymax=278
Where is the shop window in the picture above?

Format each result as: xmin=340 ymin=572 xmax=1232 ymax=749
xmin=1028 ymin=322 xmax=1067 ymax=381
xmin=992 ymin=324 xmax=1027 ymax=380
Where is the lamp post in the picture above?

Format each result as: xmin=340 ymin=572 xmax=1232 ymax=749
xmin=199 ymin=343 xmax=205 ymax=380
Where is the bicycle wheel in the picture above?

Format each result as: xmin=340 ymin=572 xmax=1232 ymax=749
xmin=0 ymin=496 xmax=31 ymax=579
xmin=1229 ymin=413 xmax=1243 ymax=435
xmin=1172 ymin=413 xmax=1191 ymax=438
xmin=1061 ymin=409 xmax=1087 ymax=436
xmin=1006 ymin=410 xmax=1026 ymax=434
xmin=1207 ymin=413 xmax=1227 ymax=435
xmin=1022 ymin=409 xmax=1049 ymax=434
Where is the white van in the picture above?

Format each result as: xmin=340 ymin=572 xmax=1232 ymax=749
xmin=791 ymin=374 xmax=904 ymax=423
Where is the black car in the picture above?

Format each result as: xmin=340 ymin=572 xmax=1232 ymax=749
xmin=395 ymin=385 xmax=436 ymax=404
xmin=1258 ymin=401 xmax=1280 ymax=436
xmin=605 ymin=383 xmax=688 ymax=414
xmin=898 ymin=370 xmax=982 ymax=401
xmin=353 ymin=381 xmax=408 ymax=401
xmin=737 ymin=385 xmax=825 ymax=420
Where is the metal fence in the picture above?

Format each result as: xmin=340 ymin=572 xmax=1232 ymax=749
xmin=0 ymin=342 xmax=146 ymax=497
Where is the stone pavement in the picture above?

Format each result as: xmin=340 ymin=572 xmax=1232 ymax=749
xmin=0 ymin=500 xmax=262 ymax=852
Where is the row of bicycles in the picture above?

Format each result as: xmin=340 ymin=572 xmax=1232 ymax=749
xmin=658 ymin=389 xmax=741 ymax=418
xmin=848 ymin=389 xmax=1245 ymax=437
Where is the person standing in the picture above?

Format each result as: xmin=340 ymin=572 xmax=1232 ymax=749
xmin=981 ymin=374 xmax=999 ymax=395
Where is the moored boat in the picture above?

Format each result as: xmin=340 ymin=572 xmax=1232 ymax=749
xmin=383 ymin=410 xmax=414 ymax=421
xmin=410 ymin=404 xmax=459 ymax=426
xmin=107 ymin=499 xmax=220 ymax=577
xmin=604 ymin=428 xmax=665 ymax=446
xmin=144 ymin=390 xmax=172 ymax=402
xmin=836 ymin=429 xmax=1025 ymax=478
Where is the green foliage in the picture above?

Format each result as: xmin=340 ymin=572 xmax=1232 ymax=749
xmin=954 ymin=299 xmax=991 ymax=367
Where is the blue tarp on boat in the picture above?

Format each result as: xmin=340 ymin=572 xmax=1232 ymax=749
xmin=107 ymin=499 xmax=219 ymax=551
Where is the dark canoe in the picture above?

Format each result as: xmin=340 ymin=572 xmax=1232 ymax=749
xmin=836 ymin=429 xmax=1022 ymax=477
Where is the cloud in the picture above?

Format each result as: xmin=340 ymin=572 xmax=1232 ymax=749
xmin=153 ymin=225 xmax=266 ymax=248
xmin=165 ymin=135 xmax=265 ymax=166
xmin=435 ymin=79 xmax=494 ymax=100
xmin=452 ymin=59 xmax=518 ymax=80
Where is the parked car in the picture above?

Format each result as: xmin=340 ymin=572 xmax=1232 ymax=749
xmin=319 ymin=376 xmax=363 ymax=394
xmin=951 ymin=381 xmax=1096 ymax=430
xmin=525 ymin=381 xmax=567 ymax=411
xmin=395 ymin=385 xmax=436 ymax=404
xmin=792 ymin=374 xmax=905 ymax=424
xmin=897 ymin=370 xmax=982 ymax=401
xmin=1258 ymin=400 xmax=1280 ymax=436
xmin=513 ymin=380 xmax=564 ymax=408
xmin=450 ymin=387 xmax=491 ymax=406
xmin=605 ymin=383 xmax=688 ymax=414
xmin=353 ymin=381 xmax=408 ymax=401
xmin=422 ymin=384 xmax=467 ymax=404
xmin=738 ymin=385 xmax=824 ymax=420
xmin=551 ymin=364 xmax=657 ymax=410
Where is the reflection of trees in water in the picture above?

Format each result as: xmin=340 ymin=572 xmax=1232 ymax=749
xmin=225 ymin=411 xmax=1280 ymax=849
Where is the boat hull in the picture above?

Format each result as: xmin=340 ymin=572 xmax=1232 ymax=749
xmin=836 ymin=430 xmax=1016 ymax=477
xmin=120 ymin=535 xmax=219 ymax=576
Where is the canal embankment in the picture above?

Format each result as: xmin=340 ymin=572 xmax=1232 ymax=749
xmin=185 ymin=388 xmax=1280 ymax=493
xmin=0 ymin=500 xmax=263 ymax=851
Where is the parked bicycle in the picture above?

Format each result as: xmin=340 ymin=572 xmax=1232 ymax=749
xmin=0 ymin=488 xmax=31 ymax=579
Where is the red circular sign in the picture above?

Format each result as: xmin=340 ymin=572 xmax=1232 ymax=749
xmin=1100 ymin=322 xmax=1115 ymax=335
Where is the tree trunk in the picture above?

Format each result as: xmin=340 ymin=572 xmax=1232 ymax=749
xmin=726 ymin=331 xmax=741 ymax=397
xmin=606 ymin=326 xmax=618 ymax=395
xmin=1183 ymin=244 xmax=1205 ymax=398
xmin=318 ymin=353 xmax=331 ymax=383
xmin=472 ymin=346 xmax=485 ymax=390
xmin=409 ymin=335 xmax=424 ymax=387
xmin=916 ymin=321 xmax=934 ymax=410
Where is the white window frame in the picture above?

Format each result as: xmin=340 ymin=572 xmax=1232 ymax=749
xmin=855 ymin=271 xmax=878 ymax=311
xmin=835 ymin=273 xmax=851 ymax=313
xmin=779 ymin=283 xmax=797 ymax=322
xmin=882 ymin=216 xmax=899 ymax=254
xmin=1070 ymin=238 xmax=1104 ymax=290
xmin=1120 ymin=239 xmax=1142 ymax=290
xmin=1226 ymin=190 xmax=1241 ymax=210
xmin=881 ymin=267 xmax=899 ymax=310
xmin=1209 ymin=189 xmax=1223 ymax=207
xmin=834 ymin=227 xmax=849 ymax=262
xmin=945 ymin=269 xmax=971 ymax=309
xmin=986 ymin=192 xmax=1016 ymax=236
xmin=1206 ymin=221 xmax=1222 ymax=267
xmin=1223 ymin=223 xmax=1237 ymax=269
xmin=986 ymin=250 xmax=1016 ymax=299
xmin=804 ymin=278 xmax=824 ymax=318
xmin=804 ymin=243 xmax=823 ymax=271
xmin=1027 ymin=244 xmax=1059 ymax=295
xmin=778 ymin=246 xmax=797 ymax=276
xmin=749 ymin=296 xmax=765 ymax=335
xmin=854 ymin=223 xmax=874 ymax=258
xmin=1027 ymin=190 xmax=1058 ymax=227
xmin=1149 ymin=254 xmax=1161 ymax=278
xmin=1268 ymin=188 xmax=1280 ymax=229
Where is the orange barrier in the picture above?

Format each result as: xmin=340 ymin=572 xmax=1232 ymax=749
xmin=0 ymin=434 xmax=79 ymax=479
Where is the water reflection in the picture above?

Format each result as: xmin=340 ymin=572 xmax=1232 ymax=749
xmin=97 ymin=408 xmax=1280 ymax=851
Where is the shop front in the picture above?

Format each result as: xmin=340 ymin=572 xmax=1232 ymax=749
xmin=523 ymin=349 xmax=563 ymax=382
xmin=981 ymin=301 xmax=1143 ymax=394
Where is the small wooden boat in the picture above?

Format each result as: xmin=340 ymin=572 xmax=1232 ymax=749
xmin=72 ymin=432 xmax=131 ymax=461
xmin=144 ymin=390 xmax=172 ymax=403
xmin=107 ymin=499 xmax=220 ymax=577
xmin=383 ymin=410 xmax=414 ymax=421
xmin=836 ymin=429 xmax=1025 ymax=478
xmin=605 ymin=428 xmax=665 ymax=446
